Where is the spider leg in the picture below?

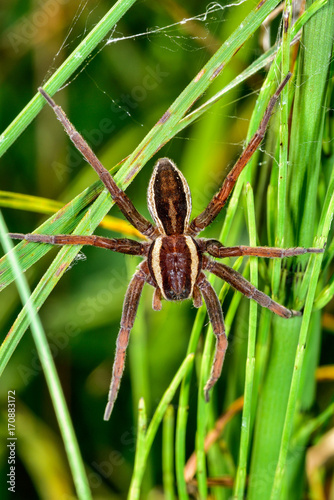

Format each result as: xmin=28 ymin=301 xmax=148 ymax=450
xmin=200 ymin=239 xmax=324 ymax=259
xmin=205 ymin=259 xmax=301 ymax=318
xmin=197 ymin=273 xmax=228 ymax=402
xmin=188 ymin=73 xmax=291 ymax=236
xmin=38 ymin=88 xmax=157 ymax=239
xmin=152 ymin=288 xmax=162 ymax=311
xmin=9 ymin=232 xmax=147 ymax=256
xmin=193 ymin=284 xmax=203 ymax=308
xmin=104 ymin=266 xmax=147 ymax=420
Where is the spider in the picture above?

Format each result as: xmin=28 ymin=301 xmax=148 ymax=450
xmin=10 ymin=75 xmax=322 ymax=421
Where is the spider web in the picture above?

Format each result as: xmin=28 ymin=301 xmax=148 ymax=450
xmin=41 ymin=0 xmax=250 ymax=123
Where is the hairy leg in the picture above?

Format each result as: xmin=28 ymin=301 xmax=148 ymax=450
xmin=188 ymin=74 xmax=291 ymax=236
xmin=152 ymin=288 xmax=162 ymax=311
xmin=9 ymin=232 xmax=147 ymax=256
xmin=193 ymin=284 xmax=203 ymax=308
xmin=197 ymin=273 xmax=228 ymax=402
xmin=200 ymin=239 xmax=323 ymax=259
xmin=104 ymin=268 xmax=147 ymax=420
xmin=39 ymin=88 xmax=157 ymax=239
xmin=205 ymin=259 xmax=301 ymax=318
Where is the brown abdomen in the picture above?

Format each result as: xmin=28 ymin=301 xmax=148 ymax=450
xmin=148 ymin=235 xmax=201 ymax=301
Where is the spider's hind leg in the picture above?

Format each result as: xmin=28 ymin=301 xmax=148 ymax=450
xmin=197 ymin=273 xmax=228 ymax=402
xmin=104 ymin=266 xmax=148 ymax=420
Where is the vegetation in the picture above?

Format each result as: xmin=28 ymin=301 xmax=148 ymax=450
xmin=0 ymin=1 xmax=333 ymax=498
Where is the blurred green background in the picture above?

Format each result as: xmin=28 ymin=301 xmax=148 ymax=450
xmin=0 ymin=1 xmax=333 ymax=499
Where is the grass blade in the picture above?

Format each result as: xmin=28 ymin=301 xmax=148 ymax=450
xmin=270 ymin=190 xmax=334 ymax=500
xmin=128 ymin=354 xmax=194 ymax=498
xmin=271 ymin=0 xmax=292 ymax=297
xmin=163 ymin=406 xmax=176 ymax=500
xmin=0 ymin=211 xmax=92 ymax=500
xmin=233 ymin=183 xmax=258 ymax=499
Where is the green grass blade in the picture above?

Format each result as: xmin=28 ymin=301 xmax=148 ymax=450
xmin=233 ymin=183 xmax=258 ymax=499
xmin=0 ymin=211 xmax=92 ymax=500
xmin=271 ymin=0 xmax=292 ymax=297
xmin=270 ymin=190 xmax=334 ymax=500
xmin=128 ymin=397 xmax=147 ymax=500
xmin=128 ymin=354 xmax=194 ymax=498
xmin=287 ymin=0 xmax=334 ymax=249
xmin=175 ymin=0 xmax=326 ymax=138
xmin=196 ymin=326 xmax=212 ymax=499
xmin=175 ymin=306 xmax=207 ymax=499
xmin=163 ymin=406 xmax=176 ymax=500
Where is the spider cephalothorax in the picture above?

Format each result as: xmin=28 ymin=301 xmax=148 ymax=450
xmin=10 ymin=77 xmax=323 ymax=421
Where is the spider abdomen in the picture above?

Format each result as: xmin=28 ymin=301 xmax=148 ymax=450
xmin=148 ymin=235 xmax=201 ymax=301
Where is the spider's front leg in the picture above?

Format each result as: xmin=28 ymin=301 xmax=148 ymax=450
xmin=38 ymin=88 xmax=158 ymax=239
xmin=197 ymin=273 xmax=228 ymax=402
xmin=104 ymin=263 xmax=149 ymax=421
xmin=188 ymin=73 xmax=292 ymax=236
xmin=9 ymin=232 xmax=148 ymax=256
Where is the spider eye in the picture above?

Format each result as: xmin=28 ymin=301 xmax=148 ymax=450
xmin=147 ymin=158 xmax=192 ymax=235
